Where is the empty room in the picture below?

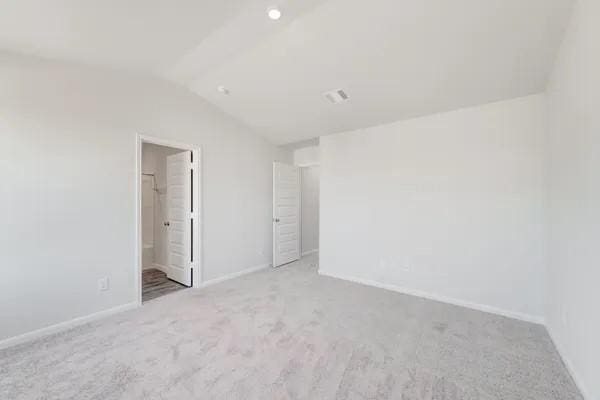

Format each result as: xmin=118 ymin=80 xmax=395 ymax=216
xmin=0 ymin=1 xmax=598 ymax=399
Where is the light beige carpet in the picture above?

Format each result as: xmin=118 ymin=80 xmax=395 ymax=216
xmin=0 ymin=254 xmax=582 ymax=399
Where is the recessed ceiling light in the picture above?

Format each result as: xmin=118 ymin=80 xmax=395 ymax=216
xmin=217 ymin=85 xmax=230 ymax=95
xmin=267 ymin=7 xmax=282 ymax=20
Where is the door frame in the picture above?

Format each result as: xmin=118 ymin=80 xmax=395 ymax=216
xmin=135 ymin=134 xmax=202 ymax=305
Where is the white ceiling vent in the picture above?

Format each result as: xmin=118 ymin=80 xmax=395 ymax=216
xmin=323 ymin=89 xmax=349 ymax=104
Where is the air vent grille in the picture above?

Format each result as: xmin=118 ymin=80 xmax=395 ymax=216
xmin=323 ymin=89 xmax=350 ymax=104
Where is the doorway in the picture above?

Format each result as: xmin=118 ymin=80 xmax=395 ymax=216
xmin=299 ymin=165 xmax=319 ymax=257
xmin=137 ymin=135 xmax=201 ymax=303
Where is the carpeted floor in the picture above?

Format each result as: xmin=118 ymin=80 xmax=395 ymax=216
xmin=142 ymin=268 xmax=187 ymax=302
xmin=0 ymin=254 xmax=582 ymax=399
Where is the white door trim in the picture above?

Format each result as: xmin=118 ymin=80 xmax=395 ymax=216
xmin=136 ymin=134 xmax=202 ymax=305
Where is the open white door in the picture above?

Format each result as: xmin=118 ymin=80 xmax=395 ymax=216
xmin=273 ymin=162 xmax=301 ymax=267
xmin=166 ymin=151 xmax=193 ymax=286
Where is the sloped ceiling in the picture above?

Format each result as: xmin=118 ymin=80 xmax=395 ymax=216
xmin=0 ymin=0 xmax=574 ymax=144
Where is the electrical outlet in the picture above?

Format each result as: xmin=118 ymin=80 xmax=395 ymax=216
xmin=98 ymin=277 xmax=109 ymax=292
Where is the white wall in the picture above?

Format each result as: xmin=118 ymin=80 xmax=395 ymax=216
xmin=320 ymin=95 xmax=546 ymax=321
xmin=141 ymin=173 xmax=154 ymax=248
xmin=293 ymin=146 xmax=319 ymax=167
xmin=141 ymin=143 xmax=185 ymax=269
xmin=292 ymin=145 xmax=320 ymax=255
xmin=545 ymin=0 xmax=600 ymax=398
xmin=301 ymin=166 xmax=320 ymax=254
xmin=141 ymin=174 xmax=155 ymax=267
xmin=0 ymin=51 xmax=290 ymax=342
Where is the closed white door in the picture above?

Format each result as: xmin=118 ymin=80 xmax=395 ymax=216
xmin=273 ymin=162 xmax=301 ymax=267
xmin=166 ymin=151 xmax=193 ymax=286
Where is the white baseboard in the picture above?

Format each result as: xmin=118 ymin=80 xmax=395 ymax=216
xmin=201 ymin=263 xmax=270 ymax=287
xmin=0 ymin=263 xmax=269 ymax=351
xmin=318 ymin=270 xmax=544 ymax=325
xmin=0 ymin=302 xmax=139 ymax=351
xmin=546 ymin=327 xmax=592 ymax=400
xmin=147 ymin=263 xmax=168 ymax=274
xmin=301 ymin=249 xmax=319 ymax=257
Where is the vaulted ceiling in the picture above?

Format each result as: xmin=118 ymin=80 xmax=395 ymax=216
xmin=0 ymin=0 xmax=574 ymax=144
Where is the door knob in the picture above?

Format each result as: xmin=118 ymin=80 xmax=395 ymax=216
xmin=164 ymin=221 xmax=170 ymax=226
xmin=273 ymin=218 xmax=280 ymax=223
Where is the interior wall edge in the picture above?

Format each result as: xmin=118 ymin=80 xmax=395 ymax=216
xmin=546 ymin=325 xmax=593 ymax=400
xmin=318 ymin=270 xmax=545 ymax=325
xmin=0 ymin=302 xmax=140 ymax=351
xmin=200 ymin=263 xmax=271 ymax=288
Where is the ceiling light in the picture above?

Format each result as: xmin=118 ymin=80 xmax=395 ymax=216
xmin=267 ymin=7 xmax=281 ymax=20
xmin=217 ymin=85 xmax=230 ymax=95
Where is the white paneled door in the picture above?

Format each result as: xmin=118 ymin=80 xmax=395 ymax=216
xmin=273 ymin=162 xmax=301 ymax=267
xmin=166 ymin=151 xmax=193 ymax=286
